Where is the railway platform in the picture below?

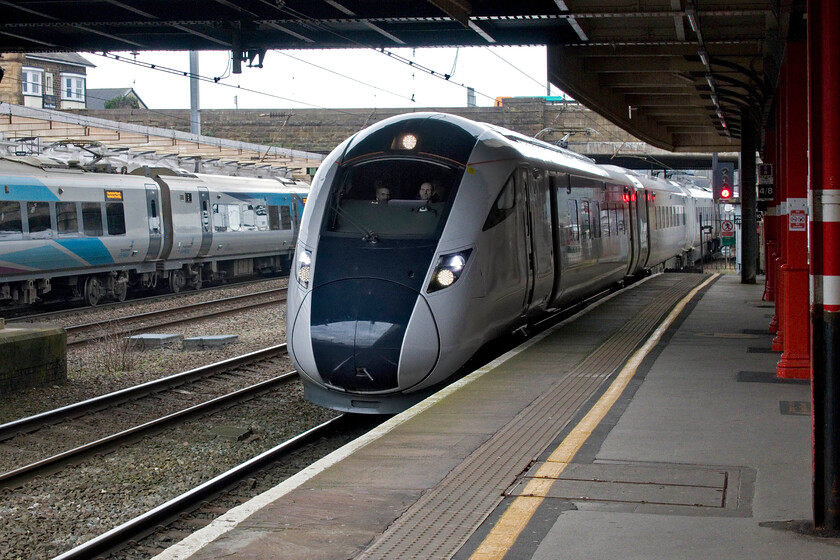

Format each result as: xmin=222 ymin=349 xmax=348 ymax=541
xmin=154 ymin=272 xmax=839 ymax=560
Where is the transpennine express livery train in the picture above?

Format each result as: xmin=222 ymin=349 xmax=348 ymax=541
xmin=0 ymin=156 xmax=309 ymax=306
xmin=287 ymin=112 xmax=719 ymax=414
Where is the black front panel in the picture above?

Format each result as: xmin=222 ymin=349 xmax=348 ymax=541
xmin=310 ymin=238 xmax=437 ymax=392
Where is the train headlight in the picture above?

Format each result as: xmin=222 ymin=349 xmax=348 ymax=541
xmin=428 ymin=249 xmax=471 ymax=293
xmin=296 ymin=249 xmax=312 ymax=289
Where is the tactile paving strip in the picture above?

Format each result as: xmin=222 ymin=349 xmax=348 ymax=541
xmin=356 ymin=274 xmax=708 ymax=559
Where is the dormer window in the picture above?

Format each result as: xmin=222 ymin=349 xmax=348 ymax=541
xmin=21 ymin=67 xmax=43 ymax=96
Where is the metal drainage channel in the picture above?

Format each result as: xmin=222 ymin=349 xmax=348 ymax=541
xmin=357 ymin=274 xmax=710 ymax=559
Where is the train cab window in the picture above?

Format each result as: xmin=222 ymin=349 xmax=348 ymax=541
xmin=268 ymin=205 xmax=281 ymax=230
xmin=0 ymin=201 xmax=22 ymax=237
xmin=57 ymin=201 xmax=78 ymax=235
xmin=27 ymin=202 xmax=53 ymax=238
xmin=280 ymin=205 xmax=292 ymax=230
xmin=82 ymin=202 xmax=103 ymax=236
xmin=326 ymin=158 xmax=460 ymax=239
xmin=106 ymin=202 xmax=126 ymax=235
xmin=483 ymin=173 xmax=516 ymax=231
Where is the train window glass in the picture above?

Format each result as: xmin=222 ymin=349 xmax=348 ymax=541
xmin=599 ymin=203 xmax=610 ymax=237
xmin=611 ymin=204 xmax=619 ymax=235
xmin=580 ymin=200 xmax=591 ymax=240
xmin=57 ymin=202 xmax=78 ymax=235
xmin=280 ymin=206 xmax=292 ymax=230
xmin=82 ymin=203 xmax=103 ymax=236
xmin=0 ymin=201 xmax=22 ymax=236
xmin=254 ymin=205 xmax=269 ymax=231
xmin=618 ymin=205 xmax=627 ymax=234
xmin=268 ymin=205 xmax=281 ymax=230
xmin=241 ymin=205 xmax=258 ymax=231
xmin=592 ymin=201 xmax=602 ymax=238
xmin=27 ymin=202 xmax=52 ymax=238
xmin=567 ymin=200 xmax=580 ymax=243
xmin=228 ymin=205 xmax=242 ymax=232
xmin=326 ymin=158 xmax=461 ymax=239
xmin=483 ymin=173 xmax=516 ymax=231
xmin=106 ymin=202 xmax=126 ymax=235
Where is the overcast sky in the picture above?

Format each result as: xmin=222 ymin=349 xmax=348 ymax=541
xmin=83 ymin=46 xmax=564 ymax=111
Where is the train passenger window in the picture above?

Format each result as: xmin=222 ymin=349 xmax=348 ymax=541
xmin=241 ymin=205 xmax=258 ymax=231
xmin=591 ymin=201 xmax=602 ymax=238
xmin=280 ymin=206 xmax=292 ymax=230
xmin=57 ymin=201 xmax=78 ymax=235
xmin=254 ymin=205 xmax=269 ymax=231
xmin=567 ymin=200 xmax=580 ymax=243
xmin=82 ymin=203 xmax=103 ymax=236
xmin=268 ymin=205 xmax=281 ymax=230
xmin=483 ymin=173 xmax=516 ymax=231
xmin=599 ymin=203 xmax=610 ymax=237
xmin=611 ymin=204 xmax=619 ymax=235
xmin=580 ymin=200 xmax=591 ymax=240
xmin=27 ymin=202 xmax=52 ymax=238
xmin=106 ymin=202 xmax=126 ymax=235
xmin=0 ymin=201 xmax=22 ymax=236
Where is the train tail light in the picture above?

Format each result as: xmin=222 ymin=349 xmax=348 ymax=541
xmin=428 ymin=249 xmax=472 ymax=293
xmin=296 ymin=248 xmax=312 ymax=288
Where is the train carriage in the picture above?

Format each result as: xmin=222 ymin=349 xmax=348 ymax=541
xmin=0 ymin=156 xmax=309 ymax=305
xmin=287 ymin=112 xmax=718 ymax=414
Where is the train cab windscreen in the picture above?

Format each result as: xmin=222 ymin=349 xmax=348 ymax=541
xmin=325 ymin=159 xmax=461 ymax=240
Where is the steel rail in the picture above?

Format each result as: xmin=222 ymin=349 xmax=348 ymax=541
xmin=0 ymin=344 xmax=287 ymax=442
xmin=51 ymin=414 xmax=346 ymax=560
xmin=0 ymin=369 xmax=299 ymax=489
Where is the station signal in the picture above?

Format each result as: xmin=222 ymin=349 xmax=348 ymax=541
xmin=713 ymin=162 xmax=735 ymax=201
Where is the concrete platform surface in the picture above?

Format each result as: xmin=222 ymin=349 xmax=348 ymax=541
xmin=154 ymin=273 xmax=840 ymax=559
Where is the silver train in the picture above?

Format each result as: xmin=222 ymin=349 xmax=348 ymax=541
xmin=0 ymin=156 xmax=308 ymax=306
xmin=287 ymin=113 xmax=717 ymax=414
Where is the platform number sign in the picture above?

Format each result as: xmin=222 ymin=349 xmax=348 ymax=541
xmin=713 ymin=162 xmax=735 ymax=201
xmin=758 ymin=163 xmax=774 ymax=200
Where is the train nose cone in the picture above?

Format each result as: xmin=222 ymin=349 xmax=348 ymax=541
xmin=307 ymin=278 xmax=438 ymax=392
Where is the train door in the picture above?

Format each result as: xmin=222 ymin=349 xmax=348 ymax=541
xmin=523 ymin=167 xmax=555 ymax=313
xmin=516 ymin=167 xmax=534 ymax=316
xmin=145 ymin=184 xmax=162 ymax=260
xmin=640 ymin=188 xmax=651 ymax=268
xmin=197 ymin=187 xmax=212 ymax=256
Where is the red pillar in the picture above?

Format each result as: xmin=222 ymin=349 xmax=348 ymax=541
xmin=777 ymin=40 xmax=810 ymax=379
xmin=809 ymin=0 xmax=840 ymax=530
xmin=772 ymin=63 xmax=788 ymax=349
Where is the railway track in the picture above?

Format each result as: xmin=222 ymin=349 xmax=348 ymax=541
xmin=52 ymin=414 xmax=358 ymax=560
xmin=10 ymin=287 xmax=287 ymax=346
xmin=0 ymin=345 xmax=292 ymax=489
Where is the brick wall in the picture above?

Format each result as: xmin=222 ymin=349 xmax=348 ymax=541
xmin=76 ymin=97 xmax=640 ymax=154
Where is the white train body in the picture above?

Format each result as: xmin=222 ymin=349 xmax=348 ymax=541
xmin=0 ymin=156 xmax=308 ymax=305
xmin=287 ymin=113 xmax=716 ymax=414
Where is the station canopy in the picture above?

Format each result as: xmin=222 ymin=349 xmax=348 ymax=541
xmin=0 ymin=1 xmax=800 ymax=152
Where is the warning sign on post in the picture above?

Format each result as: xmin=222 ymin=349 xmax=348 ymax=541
xmin=789 ymin=210 xmax=807 ymax=231
xmin=721 ymin=219 xmax=735 ymax=236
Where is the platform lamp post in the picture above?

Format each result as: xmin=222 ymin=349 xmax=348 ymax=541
xmin=808 ymin=0 xmax=840 ymax=532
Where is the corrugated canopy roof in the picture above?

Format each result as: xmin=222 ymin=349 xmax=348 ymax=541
xmin=0 ymin=1 xmax=802 ymax=152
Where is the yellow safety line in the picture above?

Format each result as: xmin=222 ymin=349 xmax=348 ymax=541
xmin=468 ymin=274 xmax=718 ymax=560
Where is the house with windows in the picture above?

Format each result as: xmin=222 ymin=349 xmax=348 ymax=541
xmin=0 ymin=52 xmax=94 ymax=109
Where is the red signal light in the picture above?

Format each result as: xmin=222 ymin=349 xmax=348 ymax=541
xmin=720 ymin=184 xmax=732 ymax=199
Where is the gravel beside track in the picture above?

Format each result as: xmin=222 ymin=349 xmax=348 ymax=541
xmin=0 ymin=276 xmax=348 ymax=560
xmin=0 ymin=278 xmax=289 ymax=424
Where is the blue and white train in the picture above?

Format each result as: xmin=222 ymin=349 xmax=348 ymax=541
xmin=0 ymin=156 xmax=308 ymax=306
xmin=287 ymin=112 xmax=718 ymax=414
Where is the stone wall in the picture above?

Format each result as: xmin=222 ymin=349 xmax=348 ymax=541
xmin=76 ymin=97 xmax=641 ymax=155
